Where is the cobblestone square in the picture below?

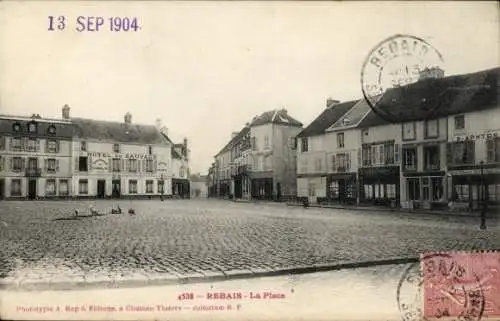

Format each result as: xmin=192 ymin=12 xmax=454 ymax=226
xmin=0 ymin=199 xmax=499 ymax=289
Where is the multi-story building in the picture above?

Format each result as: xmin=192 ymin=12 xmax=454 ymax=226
xmin=214 ymin=109 xmax=302 ymax=200
xmin=70 ymin=108 xmax=173 ymax=198
xmin=296 ymin=99 xmax=358 ymax=203
xmin=171 ymin=138 xmax=190 ymax=198
xmin=0 ymin=111 xmax=74 ymax=199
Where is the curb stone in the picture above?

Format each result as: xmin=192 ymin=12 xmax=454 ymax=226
xmin=0 ymin=257 xmax=419 ymax=292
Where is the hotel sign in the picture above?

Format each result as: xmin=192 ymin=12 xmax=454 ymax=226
xmin=455 ymin=131 xmax=498 ymax=142
xmin=87 ymin=152 xmax=153 ymax=159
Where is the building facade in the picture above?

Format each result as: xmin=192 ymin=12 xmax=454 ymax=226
xmin=171 ymin=139 xmax=190 ymax=198
xmin=0 ymin=112 xmax=75 ymax=199
xmin=213 ymin=109 xmax=302 ymax=201
xmin=71 ymin=111 xmax=173 ymax=198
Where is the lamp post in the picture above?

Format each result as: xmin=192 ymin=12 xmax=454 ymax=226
xmin=479 ymin=160 xmax=487 ymax=230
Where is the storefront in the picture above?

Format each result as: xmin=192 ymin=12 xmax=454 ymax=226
xmin=172 ymin=178 xmax=190 ymax=198
xmin=402 ymin=171 xmax=446 ymax=210
xmin=359 ymin=166 xmax=400 ymax=206
xmin=325 ymin=173 xmax=357 ymax=205
xmin=449 ymin=167 xmax=500 ymax=210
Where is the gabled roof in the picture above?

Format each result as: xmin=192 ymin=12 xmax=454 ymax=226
xmin=171 ymin=146 xmax=182 ymax=159
xmin=326 ymin=99 xmax=372 ymax=132
xmin=297 ymin=100 xmax=358 ymax=138
xmin=72 ymin=117 xmax=169 ymax=145
xmin=358 ymin=67 xmax=500 ymax=128
xmin=215 ymin=126 xmax=250 ymax=157
xmin=0 ymin=116 xmax=74 ymax=138
xmin=250 ymin=109 xmax=302 ymax=127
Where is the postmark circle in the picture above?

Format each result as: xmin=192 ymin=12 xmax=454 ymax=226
xmin=361 ymin=34 xmax=445 ymax=123
xmin=396 ymin=253 xmax=485 ymax=321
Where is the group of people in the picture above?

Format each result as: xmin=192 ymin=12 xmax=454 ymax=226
xmin=74 ymin=205 xmax=136 ymax=217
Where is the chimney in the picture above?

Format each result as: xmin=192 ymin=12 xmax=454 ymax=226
xmin=326 ymin=98 xmax=340 ymax=108
xmin=160 ymin=126 xmax=168 ymax=137
xmin=124 ymin=112 xmax=132 ymax=124
xmin=155 ymin=118 xmax=162 ymax=130
xmin=62 ymin=104 xmax=70 ymax=119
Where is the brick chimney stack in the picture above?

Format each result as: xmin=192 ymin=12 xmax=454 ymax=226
xmin=62 ymin=104 xmax=70 ymax=119
xmin=124 ymin=112 xmax=132 ymax=124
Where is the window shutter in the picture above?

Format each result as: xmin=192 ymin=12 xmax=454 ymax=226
xmin=126 ymin=159 xmax=130 ymax=172
xmin=108 ymin=157 xmax=113 ymax=172
xmin=88 ymin=156 xmax=92 ymax=171
xmin=44 ymin=159 xmax=48 ymax=172
xmin=153 ymin=158 xmax=157 ymax=173
xmin=486 ymin=139 xmax=494 ymax=162
xmin=55 ymin=141 xmax=60 ymax=153
xmin=346 ymin=153 xmax=351 ymax=171
xmin=22 ymin=137 xmax=28 ymax=151
xmin=45 ymin=141 xmax=49 ymax=153
xmin=331 ymin=154 xmax=336 ymax=172
xmin=21 ymin=158 xmax=26 ymax=170
xmin=9 ymin=157 xmax=13 ymax=170
xmin=446 ymin=143 xmax=453 ymax=166
xmin=121 ymin=159 xmax=125 ymax=172
xmin=394 ymin=144 xmax=400 ymax=164
xmin=357 ymin=149 xmax=362 ymax=168
xmin=74 ymin=157 xmax=79 ymax=171
xmin=56 ymin=160 xmax=60 ymax=172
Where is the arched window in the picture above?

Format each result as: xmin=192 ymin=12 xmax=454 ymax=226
xmin=28 ymin=121 xmax=37 ymax=133
xmin=12 ymin=122 xmax=21 ymax=132
xmin=179 ymin=166 xmax=185 ymax=178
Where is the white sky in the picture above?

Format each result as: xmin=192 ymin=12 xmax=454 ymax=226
xmin=1 ymin=1 xmax=498 ymax=174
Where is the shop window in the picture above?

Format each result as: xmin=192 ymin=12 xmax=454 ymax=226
xmin=129 ymin=180 xmax=138 ymax=194
xmin=146 ymin=180 xmax=154 ymax=193
xmin=45 ymin=179 xmax=56 ymax=196
xmin=431 ymin=177 xmax=444 ymax=201
xmin=403 ymin=148 xmax=417 ymax=170
xmin=454 ymin=115 xmax=465 ymax=130
xmin=329 ymin=181 xmax=339 ymax=198
xmin=79 ymin=179 xmax=88 ymax=194
xmin=157 ymin=180 xmax=164 ymax=194
xmin=386 ymin=184 xmax=396 ymax=198
xmin=59 ymin=180 xmax=69 ymax=196
xmin=346 ymin=183 xmax=355 ymax=198
xmin=422 ymin=178 xmax=430 ymax=201
xmin=308 ymin=183 xmax=316 ymax=197
xmin=11 ymin=179 xmax=22 ymax=196
xmin=454 ymin=185 xmax=469 ymax=201
xmin=79 ymin=157 xmax=88 ymax=172
xmin=408 ymin=178 xmax=420 ymax=201
xmin=364 ymin=184 xmax=373 ymax=200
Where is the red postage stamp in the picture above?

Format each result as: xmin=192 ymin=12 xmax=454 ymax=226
xmin=422 ymin=252 xmax=500 ymax=320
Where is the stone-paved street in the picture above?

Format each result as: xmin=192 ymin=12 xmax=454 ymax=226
xmin=0 ymin=199 xmax=499 ymax=289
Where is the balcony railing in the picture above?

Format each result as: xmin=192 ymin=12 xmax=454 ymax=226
xmin=424 ymin=163 xmax=440 ymax=171
xmin=25 ymin=168 xmax=42 ymax=177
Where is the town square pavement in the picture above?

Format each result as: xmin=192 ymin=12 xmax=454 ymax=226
xmin=0 ymin=199 xmax=499 ymax=290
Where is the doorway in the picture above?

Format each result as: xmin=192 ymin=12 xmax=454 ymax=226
xmin=112 ymin=180 xmax=121 ymax=198
xmin=28 ymin=179 xmax=37 ymax=200
xmin=0 ymin=179 xmax=4 ymax=200
xmin=97 ymin=180 xmax=106 ymax=198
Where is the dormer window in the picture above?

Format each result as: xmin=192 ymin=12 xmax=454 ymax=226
xmin=47 ymin=125 xmax=56 ymax=135
xmin=12 ymin=122 xmax=21 ymax=132
xmin=28 ymin=122 xmax=37 ymax=133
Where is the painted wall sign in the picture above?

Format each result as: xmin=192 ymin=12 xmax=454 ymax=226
xmin=92 ymin=159 xmax=108 ymax=170
xmin=87 ymin=151 xmax=154 ymax=159
xmin=454 ymin=131 xmax=498 ymax=142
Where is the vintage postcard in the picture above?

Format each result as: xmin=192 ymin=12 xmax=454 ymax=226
xmin=0 ymin=1 xmax=499 ymax=320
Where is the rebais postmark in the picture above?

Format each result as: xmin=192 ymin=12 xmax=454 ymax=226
xmin=361 ymin=34 xmax=444 ymax=123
